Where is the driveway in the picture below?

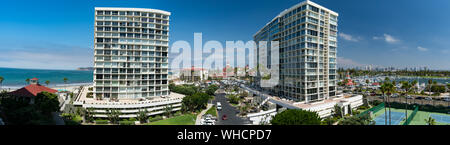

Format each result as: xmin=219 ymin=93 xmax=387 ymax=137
xmin=213 ymin=93 xmax=250 ymax=125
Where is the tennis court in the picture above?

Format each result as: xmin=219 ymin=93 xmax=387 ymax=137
xmin=430 ymin=114 xmax=450 ymax=124
xmin=374 ymin=111 xmax=406 ymax=125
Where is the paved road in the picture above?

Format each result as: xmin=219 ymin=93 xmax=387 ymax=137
xmin=213 ymin=93 xmax=250 ymax=125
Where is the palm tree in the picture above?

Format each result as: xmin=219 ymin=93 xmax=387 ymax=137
xmin=365 ymin=79 xmax=370 ymax=94
xmin=106 ymin=109 xmax=121 ymax=124
xmin=424 ymin=117 xmax=436 ymax=125
xmin=380 ymin=82 xmax=388 ymax=125
xmin=411 ymin=80 xmax=418 ymax=94
xmin=137 ymin=109 xmax=148 ymax=123
xmin=0 ymin=76 xmax=4 ymax=91
xmin=45 ymin=80 xmax=50 ymax=86
xmin=25 ymin=78 xmax=30 ymax=85
xmin=63 ymin=77 xmax=68 ymax=90
xmin=85 ymin=108 xmax=95 ymax=123
xmin=428 ymin=79 xmax=433 ymax=96
xmin=164 ymin=105 xmax=173 ymax=118
xmin=401 ymin=81 xmax=412 ymax=123
xmin=381 ymin=80 xmax=395 ymax=125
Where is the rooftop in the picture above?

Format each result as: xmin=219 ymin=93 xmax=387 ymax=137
xmin=9 ymin=84 xmax=58 ymax=97
xmin=95 ymin=7 xmax=171 ymax=15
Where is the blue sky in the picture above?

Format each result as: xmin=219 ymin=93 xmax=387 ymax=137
xmin=0 ymin=0 xmax=449 ymax=70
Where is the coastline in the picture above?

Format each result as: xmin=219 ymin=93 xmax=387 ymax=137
xmin=0 ymin=82 xmax=93 ymax=92
xmin=397 ymin=75 xmax=450 ymax=79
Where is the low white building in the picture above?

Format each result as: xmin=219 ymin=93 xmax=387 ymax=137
xmin=293 ymin=94 xmax=364 ymax=118
xmin=247 ymin=108 xmax=277 ymax=125
xmin=73 ymin=86 xmax=185 ymax=118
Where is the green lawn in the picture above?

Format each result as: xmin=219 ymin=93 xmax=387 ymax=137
xmin=205 ymin=106 xmax=217 ymax=117
xmin=144 ymin=114 xmax=197 ymax=125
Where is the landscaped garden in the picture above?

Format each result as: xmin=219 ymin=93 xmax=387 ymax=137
xmin=143 ymin=113 xmax=197 ymax=125
xmin=205 ymin=106 xmax=217 ymax=117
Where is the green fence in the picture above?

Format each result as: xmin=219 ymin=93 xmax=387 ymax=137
xmin=403 ymin=106 xmax=419 ymax=125
xmin=358 ymin=102 xmax=385 ymax=117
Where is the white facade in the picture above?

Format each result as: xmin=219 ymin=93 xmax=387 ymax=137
xmin=297 ymin=94 xmax=363 ymax=118
xmin=254 ymin=0 xmax=339 ymax=103
xmin=247 ymin=109 xmax=277 ymax=125
xmin=93 ymin=7 xmax=170 ymax=100
xmin=73 ymin=88 xmax=184 ymax=118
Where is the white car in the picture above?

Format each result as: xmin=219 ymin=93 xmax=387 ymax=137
xmin=443 ymin=97 xmax=450 ymax=102
xmin=217 ymin=102 xmax=222 ymax=111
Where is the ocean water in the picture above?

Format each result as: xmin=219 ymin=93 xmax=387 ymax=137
xmin=394 ymin=77 xmax=450 ymax=85
xmin=0 ymin=67 xmax=93 ymax=88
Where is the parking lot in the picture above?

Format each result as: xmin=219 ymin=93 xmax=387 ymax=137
xmin=367 ymin=95 xmax=450 ymax=106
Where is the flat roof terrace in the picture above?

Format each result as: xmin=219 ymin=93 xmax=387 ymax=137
xmin=74 ymin=86 xmax=185 ymax=108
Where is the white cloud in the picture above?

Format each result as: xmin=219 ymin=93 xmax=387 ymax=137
xmin=442 ymin=49 xmax=450 ymax=54
xmin=339 ymin=32 xmax=360 ymax=42
xmin=417 ymin=46 xmax=428 ymax=52
xmin=373 ymin=34 xmax=399 ymax=44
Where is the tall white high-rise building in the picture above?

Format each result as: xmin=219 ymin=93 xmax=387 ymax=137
xmin=93 ymin=8 xmax=170 ymax=100
xmin=254 ymin=1 xmax=338 ymax=103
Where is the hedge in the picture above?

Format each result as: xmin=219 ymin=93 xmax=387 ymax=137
xmin=119 ymin=121 xmax=135 ymax=125
xmin=383 ymin=102 xmax=449 ymax=114
xmin=149 ymin=115 xmax=163 ymax=122
xmin=95 ymin=120 xmax=109 ymax=125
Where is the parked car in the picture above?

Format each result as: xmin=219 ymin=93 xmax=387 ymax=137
xmin=443 ymin=97 xmax=450 ymax=102
xmin=425 ymin=97 xmax=433 ymax=101
xmin=406 ymin=96 xmax=414 ymax=99
xmin=391 ymin=94 xmax=399 ymax=98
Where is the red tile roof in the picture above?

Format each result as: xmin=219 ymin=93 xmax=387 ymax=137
xmin=9 ymin=84 xmax=57 ymax=97
xmin=31 ymin=78 xmax=39 ymax=81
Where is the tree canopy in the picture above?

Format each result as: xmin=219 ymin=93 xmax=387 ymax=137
xmin=181 ymin=92 xmax=211 ymax=112
xmin=271 ymin=109 xmax=321 ymax=125
xmin=205 ymin=85 xmax=219 ymax=96
xmin=338 ymin=114 xmax=374 ymax=125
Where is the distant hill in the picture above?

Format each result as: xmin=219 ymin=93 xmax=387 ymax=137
xmin=77 ymin=67 xmax=94 ymax=71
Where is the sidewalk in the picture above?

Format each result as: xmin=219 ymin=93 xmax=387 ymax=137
xmin=52 ymin=112 xmax=65 ymax=125
xmin=195 ymin=103 xmax=213 ymax=125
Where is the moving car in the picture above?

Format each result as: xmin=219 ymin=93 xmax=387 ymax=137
xmin=222 ymin=114 xmax=227 ymax=120
xmin=217 ymin=102 xmax=222 ymax=111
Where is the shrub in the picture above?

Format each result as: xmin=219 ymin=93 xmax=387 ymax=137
xmin=149 ymin=115 xmax=163 ymax=122
xmin=87 ymin=92 xmax=93 ymax=98
xmin=119 ymin=121 xmax=135 ymax=125
xmin=95 ymin=120 xmax=109 ymax=125
xmin=128 ymin=118 xmax=137 ymax=122
xmin=271 ymin=109 xmax=321 ymax=125
xmin=388 ymin=102 xmax=448 ymax=114
xmin=338 ymin=114 xmax=374 ymax=125
xmin=175 ymin=111 xmax=182 ymax=116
